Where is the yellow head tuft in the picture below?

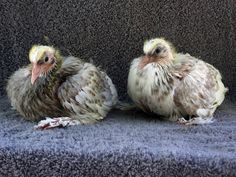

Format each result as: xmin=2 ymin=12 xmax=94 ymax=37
xmin=29 ymin=45 xmax=56 ymax=63
xmin=143 ymin=38 xmax=176 ymax=56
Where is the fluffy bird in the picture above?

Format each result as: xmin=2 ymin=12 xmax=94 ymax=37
xmin=127 ymin=38 xmax=228 ymax=125
xmin=7 ymin=45 xmax=118 ymax=129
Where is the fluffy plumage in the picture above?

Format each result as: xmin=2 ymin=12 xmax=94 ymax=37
xmin=7 ymin=45 xmax=117 ymax=129
xmin=127 ymin=38 xmax=228 ymax=124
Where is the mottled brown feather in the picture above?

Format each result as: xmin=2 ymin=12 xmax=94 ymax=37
xmin=7 ymin=56 xmax=117 ymax=123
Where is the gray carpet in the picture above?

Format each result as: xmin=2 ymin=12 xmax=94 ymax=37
xmin=0 ymin=96 xmax=236 ymax=176
xmin=0 ymin=0 xmax=236 ymax=176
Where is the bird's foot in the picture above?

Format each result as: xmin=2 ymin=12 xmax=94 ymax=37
xmin=177 ymin=117 xmax=188 ymax=124
xmin=34 ymin=117 xmax=80 ymax=130
xmin=177 ymin=117 xmax=214 ymax=125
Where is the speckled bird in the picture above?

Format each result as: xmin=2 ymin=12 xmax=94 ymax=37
xmin=7 ymin=45 xmax=118 ymax=129
xmin=127 ymin=38 xmax=228 ymax=125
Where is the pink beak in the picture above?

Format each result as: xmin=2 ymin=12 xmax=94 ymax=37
xmin=31 ymin=64 xmax=42 ymax=84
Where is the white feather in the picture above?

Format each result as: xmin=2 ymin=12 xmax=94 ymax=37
xmin=128 ymin=57 xmax=175 ymax=117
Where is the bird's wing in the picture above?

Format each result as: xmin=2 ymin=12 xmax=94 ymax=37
xmin=172 ymin=53 xmax=226 ymax=116
xmin=58 ymin=59 xmax=117 ymax=123
xmin=6 ymin=67 xmax=31 ymax=111
xmin=172 ymin=53 xmax=197 ymax=79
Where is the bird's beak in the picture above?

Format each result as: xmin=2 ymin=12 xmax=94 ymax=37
xmin=31 ymin=63 xmax=42 ymax=84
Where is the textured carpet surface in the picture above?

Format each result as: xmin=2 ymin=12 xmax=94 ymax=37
xmin=0 ymin=0 xmax=236 ymax=176
xmin=0 ymin=96 xmax=236 ymax=177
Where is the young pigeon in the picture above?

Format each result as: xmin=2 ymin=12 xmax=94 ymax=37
xmin=127 ymin=38 xmax=228 ymax=125
xmin=7 ymin=45 xmax=118 ymax=129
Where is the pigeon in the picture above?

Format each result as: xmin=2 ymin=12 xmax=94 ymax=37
xmin=127 ymin=38 xmax=228 ymax=125
xmin=7 ymin=45 xmax=118 ymax=129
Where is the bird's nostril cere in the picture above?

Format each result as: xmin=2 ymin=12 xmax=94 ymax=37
xmin=50 ymin=58 xmax=55 ymax=64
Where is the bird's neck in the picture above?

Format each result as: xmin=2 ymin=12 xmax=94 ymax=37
xmin=33 ymin=58 xmax=63 ymax=92
xmin=151 ymin=61 xmax=174 ymax=93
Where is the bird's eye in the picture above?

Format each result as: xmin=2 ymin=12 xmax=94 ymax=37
xmin=155 ymin=48 xmax=161 ymax=54
xmin=44 ymin=57 xmax=49 ymax=62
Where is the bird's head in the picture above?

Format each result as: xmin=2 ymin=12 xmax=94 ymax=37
xmin=29 ymin=45 xmax=62 ymax=84
xmin=143 ymin=38 xmax=175 ymax=60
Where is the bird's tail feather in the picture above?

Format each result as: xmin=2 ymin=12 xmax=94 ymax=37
xmin=114 ymin=100 xmax=137 ymax=111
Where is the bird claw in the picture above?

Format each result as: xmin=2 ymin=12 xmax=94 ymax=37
xmin=177 ymin=117 xmax=214 ymax=125
xmin=177 ymin=117 xmax=198 ymax=125
xmin=34 ymin=117 xmax=80 ymax=130
xmin=177 ymin=117 xmax=188 ymax=124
